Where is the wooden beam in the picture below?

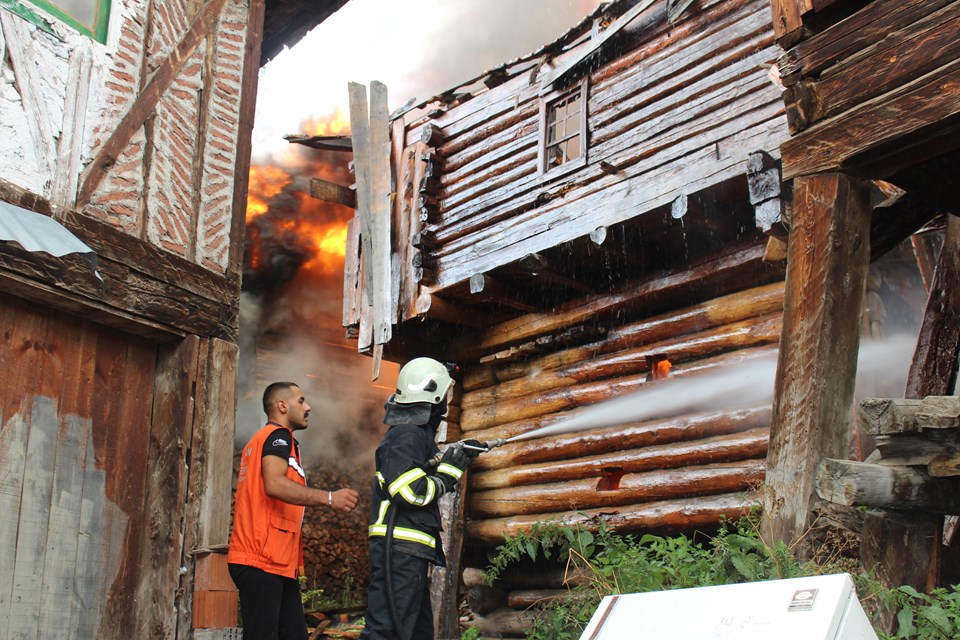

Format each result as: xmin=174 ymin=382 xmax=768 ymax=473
xmin=309 ymin=177 xmax=356 ymax=208
xmin=77 ymin=0 xmax=231 ymax=208
xmin=763 ymin=173 xmax=872 ymax=546
xmin=780 ymin=58 xmax=960 ymax=180
xmin=455 ymin=243 xmax=778 ymax=360
xmin=769 ymin=0 xmax=812 ymax=46
xmin=228 ymin=0 xmax=266 ymax=278
xmin=467 ymin=492 xmax=758 ymax=545
xmin=817 ymin=458 xmax=960 ymax=512
xmin=469 ymin=274 xmax=538 ymax=313
xmin=539 ymin=0 xmax=658 ymax=93
xmin=906 ymin=216 xmax=960 ymax=397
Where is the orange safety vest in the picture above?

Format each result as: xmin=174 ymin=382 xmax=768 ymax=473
xmin=227 ymin=423 xmax=306 ymax=578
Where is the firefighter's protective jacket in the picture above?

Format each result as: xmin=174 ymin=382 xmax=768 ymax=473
xmin=367 ymin=416 xmax=461 ymax=566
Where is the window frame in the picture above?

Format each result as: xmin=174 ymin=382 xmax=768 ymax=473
xmin=537 ymin=77 xmax=589 ymax=181
xmin=1 ymin=0 xmax=112 ymax=43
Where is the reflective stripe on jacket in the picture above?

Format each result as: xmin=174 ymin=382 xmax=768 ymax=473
xmin=367 ymin=422 xmax=446 ymax=565
xmin=227 ymin=424 xmax=306 ymax=578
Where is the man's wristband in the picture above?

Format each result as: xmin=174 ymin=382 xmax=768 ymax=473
xmin=328 ymin=491 xmax=332 ymax=507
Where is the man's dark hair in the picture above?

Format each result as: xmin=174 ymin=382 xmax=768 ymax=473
xmin=263 ymin=381 xmax=298 ymax=415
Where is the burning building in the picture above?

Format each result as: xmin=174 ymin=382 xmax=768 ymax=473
xmin=338 ymin=0 xmax=956 ymax=636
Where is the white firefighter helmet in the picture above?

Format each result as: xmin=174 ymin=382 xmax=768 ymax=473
xmin=394 ymin=357 xmax=454 ymax=405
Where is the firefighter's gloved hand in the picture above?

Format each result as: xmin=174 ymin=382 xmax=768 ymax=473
xmin=460 ymin=439 xmax=487 ymax=459
xmin=440 ymin=444 xmax=470 ymax=470
xmin=433 ymin=444 xmax=468 ymax=494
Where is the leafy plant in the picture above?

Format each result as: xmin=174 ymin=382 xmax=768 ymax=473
xmin=482 ymin=513 xmax=960 ymax=640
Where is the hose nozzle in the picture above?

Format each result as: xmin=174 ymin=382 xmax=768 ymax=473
xmin=459 ymin=438 xmax=506 ymax=453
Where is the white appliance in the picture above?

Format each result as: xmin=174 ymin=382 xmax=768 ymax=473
xmin=579 ymin=573 xmax=878 ymax=640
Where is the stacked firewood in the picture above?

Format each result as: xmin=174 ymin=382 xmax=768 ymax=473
xmin=301 ymin=464 xmax=373 ymax=602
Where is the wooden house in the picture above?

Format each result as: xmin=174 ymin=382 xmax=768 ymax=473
xmin=340 ymin=0 xmax=955 ymax=635
xmin=0 ymin=0 xmax=347 ymax=637
xmin=763 ymin=0 xmax=960 ymax=593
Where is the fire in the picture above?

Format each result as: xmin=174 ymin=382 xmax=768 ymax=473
xmin=302 ymin=107 xmax=351 ymax=137
xmin=247 ymin=165 xmax=293 ymax=222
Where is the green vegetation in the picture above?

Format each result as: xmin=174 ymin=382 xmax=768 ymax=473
xmin=480 ymin=514 xmax=960 ymax=640
xmin=299 ymin=573 xmax=364 ymax=612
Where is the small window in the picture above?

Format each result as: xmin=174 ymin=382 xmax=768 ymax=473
xmin=539 ymin=79 xmax=588 ymax=177
xmin=3 ymin=0 xmax=112 ymax=43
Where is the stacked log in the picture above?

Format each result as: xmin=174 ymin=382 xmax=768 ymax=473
xmin=301 ymin=463 xmax=373 ymax=603
xmin=451 ymin=281 xmax=781 ymax=636
xmin=816 ymin=395 xmax=960 ymax=591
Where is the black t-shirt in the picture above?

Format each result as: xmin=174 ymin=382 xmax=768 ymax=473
xmin=262 ymin=427 xmax=297 ymax=460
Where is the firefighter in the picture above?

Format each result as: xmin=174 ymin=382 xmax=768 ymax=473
xmin=359 ymin=357 xmax=481 ymax=640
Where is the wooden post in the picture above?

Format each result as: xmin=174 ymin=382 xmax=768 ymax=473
xmin=906 ymin=216 xmax=960 ymax=398
xmin=762 ymin=172 xmax=872 ymax=548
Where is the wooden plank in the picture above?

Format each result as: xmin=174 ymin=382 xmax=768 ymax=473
xmin=464 ymin=282 xmax=784 ymax=392
xmin=228 ymin=0 xmax=266 ymax=277
xmin=460 ymin=313 xmax=781 ymax=431
xmin=38 ymin=318 xmax=89 ymax=637
xmin=309 ymin=177 xmax=357 ymax=208
xmin=860 ymin=511 xmax=940 ymax=592
xmin=781 ymin=0 xmax=955 ymax=82
xmin=539 ymin=0 xmax=659 ymax=93
xmin=763 ymin=173 xmax=873 ymax=546
xmin=186 ymin=339 xmax=236 ymax=551
xmin=51 ymin=44 xmax=92 ymax=210
xmin=342 ymin=215 xmax=361 ymax=327
xmin=858 ymin=398 xmax=922 ymax=435
xmin=780 ymin=58 xmax=960 ymax=179
xmin=8 ymin=309 xmax=58 ymax=638
xmin=0 ymin=240 xmax=234 ymax=341
xmin=432 ymin=106 xmax=786 ymax=287
xmin=77 ymin=0 xmax=232 ymax=208
xmin=368 ymin=81 xmax=393 ymax=347
xmin=348 ymin=82 xmax=376 ymax=307
xmin=0 ymin=299 xmax=32 ymax=639
xmin=769 ymin=0 xmax=811 ymax=45
xmin=905 ymin=216 xmax=960 ymax=398
xmin=471 ymin=459 xmax=765 ymax=518
xmin=134 ymin=337 xmax=199 ymax=638
xmin=70 ymin=327 xmax=126 ymax=638
xmin=471 ymin=427 xmax=769 ymax=491
xmin=785 ymin=2 xmax=960 ymax=133
xmin=100 ymin=335 xmax=157 ymax=638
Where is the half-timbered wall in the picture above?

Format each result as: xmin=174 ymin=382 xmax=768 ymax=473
xmin=0 ymin=0 xmax=259 ymax=636
xmin=0 ymin=0 xmax=249 ymax=274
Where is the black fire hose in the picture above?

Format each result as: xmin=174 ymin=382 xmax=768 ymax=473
xmin=381 ymin=439 xmax=504 ymax=637
xmin=384 ymin=501 xmax=403 ymax=636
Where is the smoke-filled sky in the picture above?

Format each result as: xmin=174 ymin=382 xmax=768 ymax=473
xmin=252 ymin=0 xmax=604 ymax=156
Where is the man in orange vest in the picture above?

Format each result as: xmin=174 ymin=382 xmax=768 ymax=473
xmin=228 ymin=381 xmax=360 ymax=640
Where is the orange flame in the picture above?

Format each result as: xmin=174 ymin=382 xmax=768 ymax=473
xmin=302 ymin=107 xmax=351 ymax=137
xmin=247 ymin=165 xmax=293 ymax=222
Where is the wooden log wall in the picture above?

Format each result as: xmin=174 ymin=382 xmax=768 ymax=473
xmin=397 ymin=0 xmax=786 ymax=293
xmin=450 ymin=276 xmax=784 ymax=635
